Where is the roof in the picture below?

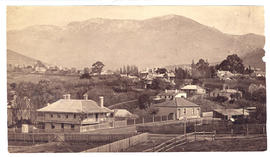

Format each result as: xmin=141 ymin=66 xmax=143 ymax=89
xmin=213 ymin=109 xmax=249 ymax=116
xmin=37 ymin=99 xmax=113 ymax=114
xmin=181 ymin=85 xmax=204 ymax=90
xmin=155 ymin=97 xmax=199 ymax=107
xmin=114 ymin=109 xmax=134 ymax=118
xmin=157 ymin=90 xmax=186 ymax=97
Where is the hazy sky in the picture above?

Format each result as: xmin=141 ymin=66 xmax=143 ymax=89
xmin=7 ymin=6 xmax=264 ymax=35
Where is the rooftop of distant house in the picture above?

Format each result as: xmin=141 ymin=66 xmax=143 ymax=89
xmin=157 ymin=89 xmax=186 ymax=96
xmin=213 ymin=109 xmax=249 ymax=116
xmin=155 ymin=97 xmax=199 ymax=108
xmin=181 ymin=85 xmax=204 ymax=90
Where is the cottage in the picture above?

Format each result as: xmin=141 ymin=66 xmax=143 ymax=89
xmin=181 ymin=85 xmax=206 ymax=95
xmin=154 ymin=97 xmax=201 ymax=120
xmin=210 ymin=88 xmax=242 ymax=101
xmin=157 ymin=89 xmax=187 ymax=100
xmin=113 ymin=109 xmax=137 ymax=120
xmin=217 ymin=70 xmax=234 ymax=80
xmin=213 ymin=109 xmax=249 ymax=121
xmin=36 ymin=94 xmax=114 ymax=132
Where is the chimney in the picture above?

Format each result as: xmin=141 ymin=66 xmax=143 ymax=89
xmin=165 ymin=89 xmax=168 ymax=93
xmin=99 ymin=96 xmax=104 ymax=108
xmin=223 ymin=84 xmax=226 ymax=90
xmin=63 ymin=94 xmax=67 ymax=99
xmin=83 ymin=93 xmax=88 ymax=100
xmin=66 ymin=94 xmax=71 ymax=99
xmin=175 ymin=89 xmax=178 ymax=93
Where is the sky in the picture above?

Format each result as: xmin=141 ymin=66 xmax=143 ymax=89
xmin=7 ymin=6 xmax=264 ymax=35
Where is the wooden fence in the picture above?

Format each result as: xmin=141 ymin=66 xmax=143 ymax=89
xmin=8 ymin=133 xmax=56 ymax=143
xmin=143 ymin=131 xmax=215 ymax=152
xmin=83 ymin=133 xmax=148 ymax=152
xmin=80 ymin=122 xmax=112 ymax=132
xmin=8 ymin=132 xmax=137 ymax=144
xmin=64 ymin=133 xmax=137 ymax=143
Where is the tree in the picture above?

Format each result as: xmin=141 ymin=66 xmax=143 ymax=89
xmin=175 ymin=67 xmax=190 ymax=79
xmin=217 ymin=54 xmax=245 ymax=74
xmin=151 ymin=78 xmax=173 ymax=90
xmin=148 ymin=106 xmax=159 ymax=115
xmin=80 ymin=67 xmax=91 ymax=79
xmin=91 ymin=61 xmax=105 ymax=74
xmin=155 ymin=68 xmax=167 ymax=74
xmin=138 ymin=93 xmax=152 ymax=110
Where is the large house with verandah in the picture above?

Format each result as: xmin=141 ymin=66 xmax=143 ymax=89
xmin=36 ymin=94 xmax=114 ymax=132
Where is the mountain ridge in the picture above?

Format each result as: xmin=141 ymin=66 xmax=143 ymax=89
xmin=7 ymin=14 xmax=265 ymax=70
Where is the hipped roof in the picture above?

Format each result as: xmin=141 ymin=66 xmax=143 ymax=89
xmin=155 ymin=97 xmax=199 ymax=108
xmin=37 ymin=99 xmax=113 ymax=114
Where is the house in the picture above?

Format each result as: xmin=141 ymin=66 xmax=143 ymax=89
xmin=181 ymin=85 xmax=206 ymax=95
xmin=210 ymin=87 xmax=242 ymax=101
xmin=213 ymin=109 xmax=249 ymax=122
xmin=113 ymin=109 xmax=138 ymax=120
xmin=154 ymin=97 xmax=201 ymax=120
xmin=35 ymin=66 xmax=47 ymax=73
xmin=217 ymin=70 xmax=234 ymax=80
xmin=157 ymin=89 xmax=187 ymax=100
xmin=36 ymin=94 xmax=114 ymax=132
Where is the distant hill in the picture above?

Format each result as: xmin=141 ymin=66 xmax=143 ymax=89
xmin=242 ymin=48 xmax=265 ymax=71
xmin=7 ymin=14 xmax=265 ymax=70
xmin=7 ymin=49 xmax=38 ymax=66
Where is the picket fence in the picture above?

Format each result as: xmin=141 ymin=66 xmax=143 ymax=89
xmin=83 ymin=133 xmax=148 ymax=152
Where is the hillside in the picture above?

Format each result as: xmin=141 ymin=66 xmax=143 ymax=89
xmin=7 ymin=49 xmax=38 ymax=66
xmin=242 ymin=48 xmax=265 ymax=71
xmin=7 ymin=14 xmax=265 ymax=69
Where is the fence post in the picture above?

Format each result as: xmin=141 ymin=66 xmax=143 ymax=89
xmin=203 ymin=131 xmax=205 ymax=140
xmin=246 ymin=123 xmax=249 ymax=136
xmin=33 ymin=134 xmax=35 ymax=144
xmin=194 ymin=120 xmax=197 ymax=141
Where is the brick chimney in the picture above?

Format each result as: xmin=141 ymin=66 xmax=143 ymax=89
xmin=165 ymin=89 xmax=168 ymax=93
xmin=83 ymin=93 xmax=88 ymax=100
xmin=64 ymin=94 xmax=71 ymax=100
xmin=99 ymin=96 xmax=104 ymax=108
xmin=63 ymin=94 xmax=67 ymax=99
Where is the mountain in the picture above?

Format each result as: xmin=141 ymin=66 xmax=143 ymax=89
xmin=7 ymin=49 xmax=39 ymax=66
xmin=242 ymin=48 xmax=265 ymax=71
xmin=7 ymin=14 xmax=265 ymax=70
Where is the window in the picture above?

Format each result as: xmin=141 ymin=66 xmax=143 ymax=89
xmin=192 ymin=108 xmax=195 ymax=114
xmin=61 ymin=123 xmax=64 ymax=129
xmin=57 ymin=114 xmax=61 ymax=118
xmin=74 ymin=114 xmax=76 ymax=119
xmin=95 ymin=113 xmax=98 ymax=121
xmin=51 ymin=124 xmax=55 ymax=129
xmin=71 ymin=124 xmax=75 ymax=130
xmin=51 ymin=114 xmax=53 ymax=118
xmin=66 ymin=114 xmax=69 ymax=119
xmin=184 ymin=108 xmax=186 ymax=114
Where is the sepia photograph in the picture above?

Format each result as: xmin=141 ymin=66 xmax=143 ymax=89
xmin=6 ymin=6 xmax=266 ymax=152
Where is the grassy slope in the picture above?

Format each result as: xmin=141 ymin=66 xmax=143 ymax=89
xmin=170 ymin=136 xmax=267 ymax=151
